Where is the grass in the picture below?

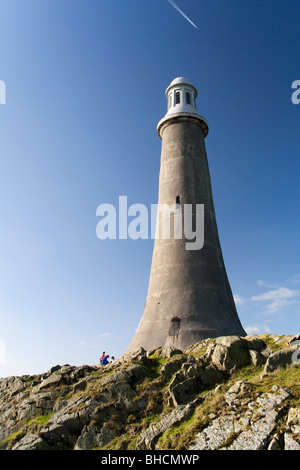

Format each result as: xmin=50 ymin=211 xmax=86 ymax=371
xmin=0 ymin=413 xmax=53 ymax=450
xmin=156 ymin=413 xmax=199 ymax=450
xmin=26 ymin=414 xmax=53 ymax=429
xmin=155 ymin=360 xmax=300 ymax=450
xmin=0 ymin=429 xmax=24 ymax=450
xmin=256 ymin=364 xmax=300 ymax=399
xmin=2 ymin=334 xmax=299 ymax=451
xmin=260 ymin=334 xmax=294 ymax=352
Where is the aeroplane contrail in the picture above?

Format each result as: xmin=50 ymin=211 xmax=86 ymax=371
xmin=167 ymin=0 xmax=197 ymax=29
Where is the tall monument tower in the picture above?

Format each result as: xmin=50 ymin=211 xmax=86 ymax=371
xmin=125 ymin=77 xmax=246 ymax=354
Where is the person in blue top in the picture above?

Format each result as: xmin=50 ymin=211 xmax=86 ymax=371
xmin=101 ymin=354 xmax=110 ymax=365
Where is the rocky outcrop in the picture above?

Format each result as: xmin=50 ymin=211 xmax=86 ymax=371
xmin=190 ymin=385 xmax=291 ymax=450
xmin=203 ymin=335 xmax=271 ymax=371
xmin=0 ymin=334 xmax=299 ymax=451
xmin=136 ymin=397 xmax=202 ymax=450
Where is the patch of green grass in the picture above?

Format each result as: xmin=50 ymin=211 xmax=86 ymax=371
xmin=139 ymin=357 xmax=167 ymax=379
xmin=230 ymin=364 xmax=264 ymax=384
xmin=100 ymin=433 xmax=136 ymax=450
xmin=155 ymin=360 xmax=300 ymax=451
xmin=58 ymin=391 xmax=72 ymax=401
xmin=0 ymin=413 xmax=53 ymax=450
xmin=256 ymin=364 xmax=300 ymax=399
xmin=260 ymin=334 xmax=292 ymax=353
xmin=157 ymin=413 xmax=199 ymax=450
xmin=25 ymin=413 xmax=53 ymax=429
xmin=0 ymin=428 xmax=24 ymax=449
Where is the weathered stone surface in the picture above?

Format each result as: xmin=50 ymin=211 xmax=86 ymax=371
xmin=125 ymin=364 xmax=148 ymax=382
xmin=101 ymin=370 xmax=131 ymax=386
xmin=283 ymin=406 xmax=300 ymax=449
xmin=268 ymin=435 xmax=281 ymax=450
xmin=167 ymin=355 xmax=225 ymax=406
xmin=136 ymin=398 xmax=201 ymax=450
xmin=189 ymin=414 xmax=238 ymax=450
xmin=226 ymin=388 xmax=291 ymax=450
xmin=170 ymin=377 xmax=202 ymax=406
xmin=74 ymin=424 xmax=100 ymax=450
xmin=204 ymin=336 xmax=251 ymax=370
xmin=199 ymin=364 xmax=225 ymax=388
xmin=244 ymin=336 xmax=270 ymax=352
xmin=0 ymin=376 xmax=26 ymax=400
xmin=73 ymin=379 xmax=87 ymax=393
xmin=264 ymin=349 xmax=295 ymax=373
xmin=224 ymin=380 xmax=249 ymax=406
xmin=74 ymin=424 xmax=116 ymax=450
xmin=286 ymin=406 xmax=300 ymax=433
xmin=156 ymin=346 xmax=183 ymax=359
xmin=284 ymin=433 xmax=300 ymax=450
xmin=12 ymin=433 xmax=51 ymax=450
xmin=122 ymin=347 xmax=151 ymax=366
xmin=189 ymin=387 xmax=291 ymax=450
xmin=204 ymin=336 xmax=272 ymax=372
xmin=161 ymin=357 xmax=186 ymax=380
xmin=249 ymin=349 xmax=267 ymax=366
xmin=0 ymin=334 xmax=299 ymax=451
xmin=100 ymin=381 xmax=137 ymax=409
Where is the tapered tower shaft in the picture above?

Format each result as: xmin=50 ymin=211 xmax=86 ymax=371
xmin=125 ymin=77 xmax=245 ymax=354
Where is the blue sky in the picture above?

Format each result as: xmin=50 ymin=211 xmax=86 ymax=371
xmin=0 ymin=0 xmax=299 ymax=377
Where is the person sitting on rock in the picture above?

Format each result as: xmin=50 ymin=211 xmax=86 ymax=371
xmin=100 ymin=354 xmax=110 ymax=365
xmin=99 ymin=351 xmax=105 ymax=363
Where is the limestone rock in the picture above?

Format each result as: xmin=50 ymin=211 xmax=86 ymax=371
xmin=264 ymin=349 xmax=295 ymax=374
xmin=0 ymin=334 xmax=299 ymax=451
xmin=12 ymin=433 xmax=51 ymax=450
xmin=155 ymin=346 xmax=183 ymax=359
xmin=160 ymin=357 xmax=186 ymax=380
xmin=284 ymin=433 xmax=300 ymax=450
xmin=136 ymin=398 xmax=201 ymax=450
xmin=125 ymin=364 xmax=148 ymax=382
xmin=224 ymin=380 xmax=249 ymax=406
xmin=75 ymin=424 xmax=116 ymax=450
xmin=189 ymin=387 xmax=291 ymax=450
xmin=121 ymin=347 xmax=150 ymax=365
xmin=204 ymin=336 xmax=251 ymax=370
xmin=283 ymin=406 xmax=300 ymax=449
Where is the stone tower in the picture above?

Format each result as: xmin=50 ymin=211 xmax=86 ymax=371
xmin=125 ymin=77 xmax=246 ymax=354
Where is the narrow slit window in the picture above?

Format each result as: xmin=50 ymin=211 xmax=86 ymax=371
xmin=176 ymin=196 xmax=180 ymax=206
xmin=186 ymin=92 xmax=191 ymax=105
xmin=175 ymin=91 xmax=181 ymax=104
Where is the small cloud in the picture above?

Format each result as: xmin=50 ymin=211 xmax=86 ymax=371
xmin=96 ymin=332 xmax=111 ymax=338
xmin=245 ymin=324 xmax=272 ymax=335
xmin=285 ymin=274 xmax=300 ymax=285
xmin=251 ymin=287 xmax=298 ymax=302
xmin=266 ymin=299 xmax=298 ymax=313
xmin=257 ymin=280 xmax=278 ymax=288
xmin=233 ymin=294 xmax=247 ymax=306
xmin=251 ymin=287 xmax=299 ymax=313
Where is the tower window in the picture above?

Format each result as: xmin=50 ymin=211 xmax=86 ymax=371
xmin=176 ymin=195 xmax=180 ymax=206
xmin=186 ymin=92 xmax=191 ymax=105
xmin=175 ymin=91 xmax=181 ymax=104
xmin=168 ymin=317 xmax=181 ymax=336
